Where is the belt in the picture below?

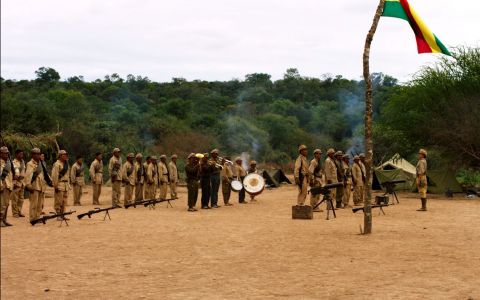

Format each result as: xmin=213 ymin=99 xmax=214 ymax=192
xmin=61 ymin=180 xmax=68 ymax=182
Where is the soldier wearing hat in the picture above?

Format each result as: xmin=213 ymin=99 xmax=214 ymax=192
xmin=0 ymin=146 xmax=14 ymax=226
xmin=134 ymin=153 xmax=145 ymax=201
xmin=233 ymin=157 xmax=247 ymax=204
xmin=247 ymin=160 xmax=259 ymax=202
xmin=358 ymin=153 xmax=366 ymax=204
xmin=158 ymin=155 xmax=169 ymax=200
xmin=324 ymin=148 xmax=337 ymax=209
xmin=342 ymin=154 xmax=352 ymax=208
xmin=294 ymin=145 xmax=310 ymax=206
xmin=169 ymin=154 xmax=179 ymax=199
xmin=308 ymin=149 xmax=324 ymax=212
xmin=70 ymin=154 xmax=85 ymax=206
xmin=89 ymin=152 xmax=103 ymax=205
xmin=121 ymin=153 xmax=136 ymax=205
xmin=333 ymin=151 xmax=345 ymax=208
xmin=145 ymin=156 xmax=158 ymax=199
xmin=109 ymin=148 xmax=122 ymax=207
xmin=185 ymin=153 xmax=200 ymax=211
xmin=220 ymin=156 xmax=234 ymax=206
xmin=352 ymin=156 xmax=364 ymax=206
xmin=11 ymin=149 xmax=26 ymax=218
xmin=209 ymin=149 xmax=222 ymax=208
xmin=416 ymin=149 xmax=428 ymax=211
xmin=52 ymin=150 xmax=70 ymax=218
xmin=199 ymin=153 xmax=213 ymax=208
xmin=24 ymin=148 xmax=46 ymax=222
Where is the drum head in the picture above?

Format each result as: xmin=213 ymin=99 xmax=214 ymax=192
xmin=243 ymin=173 xmax=265 ymax=194
xmin=231 ymin=180 xmax=243 ymax=192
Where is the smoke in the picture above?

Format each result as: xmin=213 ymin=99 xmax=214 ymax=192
xmin=240 ymin=152 xmax=250 ymax=170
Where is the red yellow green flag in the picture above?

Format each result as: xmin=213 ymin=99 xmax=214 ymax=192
xmin=382 ymin=0 xmax=451 ymax=55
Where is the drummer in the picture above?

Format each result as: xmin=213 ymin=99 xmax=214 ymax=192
xmin=247 ymin=160 xmax=258 ymax=202
xmin=233 ymin=157 xmax=247 ymax=204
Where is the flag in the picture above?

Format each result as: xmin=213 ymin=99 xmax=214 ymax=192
xmin=382 ymin=0 xmax=451 ymax=56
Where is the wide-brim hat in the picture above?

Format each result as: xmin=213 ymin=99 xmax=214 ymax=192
xmin=298 ymin=144 xmax=307 ymax=152
xmin=327 ymin=148 xmax=335 ymax=155
xmin=419 ymin=149 xmax=427 ymax=157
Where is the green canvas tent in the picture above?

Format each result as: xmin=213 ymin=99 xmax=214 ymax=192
xmin=373 ymin=168 xmax=416 ymax=191
xmin=262 ymin=169 xmax=292 ymax=188
xmin=425 ymin=169 xmax=462 ymax=194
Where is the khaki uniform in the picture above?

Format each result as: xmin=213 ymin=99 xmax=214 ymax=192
xmin=352 ymin=163 xmax=364 ymax=205
xmin=145 ymin=163 xmax=158 ymax=199
xmin=324 ymin=157 xmax=338 ymax=204
xmin=134 ymin=161 xmax=145 ymax=201
xmin=52 ymin=160 xmax=70 ymax=214
xmin=359 ymin=161 xmax=366 ymax=203
xmin=12 ymin=158 xmax=26 ymax=216
xmin=108 ymin=156 xmax=122 ymax=206
xmin=342 ymin=161 xmax=352 ymax=206
xmin=334 ymin=158 xmax=344 ymax=207
xmin=89 ymin=159 xmax=103 ymax=205
xmin=168 ymin=161 xmax=179 ymax=199
xmin=221 ymin=162 xmax=233 ymax=205
xmin=416 ymin=158 xmax=428 ymax=198
xmin=1 ymin=159 xmax=14 ymax=222
xmin=294 ymin=155 xmax=309 ymax=205
xmin=308 ymin=158 xmax=324 ymax=208
xmin=158 ymin=162 xmax=169 ymax=200
xmin=122 ymin=161 xmax=136 ymax=205
xmin=24 ymin=159 xmax=46 ymax=221
xmin=70 ymin=162 xmax=85 ymax=206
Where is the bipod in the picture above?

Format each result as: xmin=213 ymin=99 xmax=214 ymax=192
xmin=103 ymin=209 xmax=112 ymax=221
xmin=165 ymin=199 xmax=173 ymax=208
xmin=59 ymin=217 xmax=70 ymax=227
xmin=383 ymin=182 xmax=400 ymax=205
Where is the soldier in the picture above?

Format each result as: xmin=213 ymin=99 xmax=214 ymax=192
xmin=209 ymin=149 xmax=222 ymax=208
xmin=23 ymin=148 xmax=46 ymax=222
xmin=309 ymin=149 xmax=324 ymax=212
xmin=52 ymin=150 xmax=70 ymax=218
xmin=122 ymin=153 xmax=136 ymax=206
xmin=158 ymin=155 xmax=169 ymax=200
xmin=352 ymin=156 xmax=364 ymax=206
xmin=294 ymin=145 xmax=309 ymax=206
xmin=416 ymin=149 xmax=428 ymax=211
xmin=247 ymin=160 xmax=259 ymax=202
xmin=185 ymin=153 xmax=200 ymax=211
xmin=324 ymin=148 xmax=337 ymax=209
xmin=108 ymin=148 xmax=122 ymax=207
xmin=1 ymin=146 xmax=14 ymax=227
xmin=89 ymin=152 xmax=103 ymax=205
xmin=39 ymin=152 xmax=52 ymax=215
xmin=70 ymin=155 xmax=85 ymax=206
xmin=11 ymin=149 xmax=26 ymax=218
xmin=334 ymin=151 xmax=345 ymax=208
xmin=145 ymin=156 xmax=158 ymax=199
xmin=233 ymin=157 xmax=247 ymax=204
xmin=169 ymin=154 xmax=179 ymax=199
xmin=342 ymin=154 xmax=352 ymax=208
xmin=220 ymin=156 xmax=233 ymax=206
xmin=134 ymin=153 xmax=144 ymax=201
xmin=359 ymin=153 xmax=367 ymax=204
xmin=200 ymin=153 xmax=213 ymax=209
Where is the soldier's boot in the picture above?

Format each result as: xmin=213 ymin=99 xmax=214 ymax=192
xmin=417 ymin=198 xmax=427 ymax=211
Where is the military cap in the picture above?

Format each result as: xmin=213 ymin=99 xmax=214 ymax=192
xmin=113 ymin=148 xmax=121 ymax=153
xmin=171 ymin=154 xmax=178 ymax=159
xmin=342 ymin=154 xmax=350 ymax=159
xmin=419 ymin=149 xmax=428 ymax=157
xmin=250 ymin=160 xmax=257 ymax=165
xmin=203 ymin=153 xmax=209 ymax=157
xmin=0 ymin=146 xmax=9 ymax=154
xmin=58 ymin=150 xmax=67 ymax=155
xmin=31 ymin=148 xmax=41 ymax=154
xmin=335 ymin=151 xmax=343 ymax=156
xmin=151 ymin=155 xmax=158 ymax=160
xmin=298 ymin=144 xmax=307 ymax=152
xmin=210 ymin=149 xmax=219 ymax=154
xmin=127 ymin=153 xmax=135 ymax=158
xmin=313 ymin=149 xmax=322 ymax=154
xmin=327 ymin=148 xmax=335 ymax=155
xmin=353 ymin=155 xmax=360 ymax=160
xmin=359 ymin=153 xmax=365 ymax=158
xmin=235 ymin=157 xmax=242 ymax=162
xmin=187 ymin=153 xmax=196 ymax=159
xmin=159 ymin=154 xmax=167 ymax=159
xmin=135 ymin=153 xmax=143 ymax=158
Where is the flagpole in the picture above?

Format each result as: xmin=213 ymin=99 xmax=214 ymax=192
xmin=362 ymin=0 xmax=385 ymax=234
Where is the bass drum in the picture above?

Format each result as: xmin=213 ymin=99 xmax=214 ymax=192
xmin=231 ymin=179 xmax=243 ymax=192
xmin=243 ymin=173 xmax=265 ymax=196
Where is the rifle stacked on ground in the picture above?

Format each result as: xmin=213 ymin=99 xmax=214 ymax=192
xmin=352 ymin=205 xmax=389 ymax=214
xmin=77 ymin=206 xmax=120 ymax=221
xmin=143 ymin=198 xmax=176 ymax=209
xmin=30 ymin=211 xmax=76 ymax=226
xmin=124 ymin=198 xmax=157 ymax=209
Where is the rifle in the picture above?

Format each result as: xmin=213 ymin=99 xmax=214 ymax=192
xmin=124 ymin=199 xmax=153 ymax=209
xmin=77 ymin=206 xmax=119 ymax=221
xmin=143 ymin=197 xmax=176 ymax=209
xmin=352 ymin=205 xmax=389 ymax=215
xmin=309 ymin=182 xmax=343 ymax=220
xmin=30 ymin=210 xmax=76 ymax=226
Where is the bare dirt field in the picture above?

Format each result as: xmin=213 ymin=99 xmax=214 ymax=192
xmin=1 ymin=184 xmax=479 ymax=299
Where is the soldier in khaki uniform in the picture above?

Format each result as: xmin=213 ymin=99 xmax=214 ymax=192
xmin=89 ymin=152 xmax=103 ymax=205
xmin=247 ymin=160 xmax=259 ymax=202
xmin=416 ymin=149 xmax=428 ymax=211
xmin=12 ymin=149 xmax=26 ymax=218
xmin=70 ymin=155 xmax=85 ymax=206
xmin=342 ymin=154 xmax=352 ymax=208
xmin=134 ymin=153 xmax=144 ymax=201
xmin=352 ymin=156 xmax=364 ymax=206
xmin=24 ymin=148 xmax=46 ymax=222
xmin=52 ymin=150 xmax=70 ymax=217
xmin=233 ymin=157 xmax=247 ymax=204
xmin=334 ymin=151 xmax=345 ymax=208
xmin=169 ymin=154 xmax=179 ymax=199
xmin=185 ymin=153 xmax=200 ymax=211
xmin=108 ymin=148 xmax=122 ymax=207
xmin=158 ymin=155 xmax=169 ymax=200
xmin=359 ymin=153 xmax=367 ymax=204
xmin=294 ymin=145 xmax=310 ymax=206
xmin=309 ymin=149 xmax=324 ymax=212
xmin=145 ymin=156 xmax=158 ymax=199
xmin=324 ymin=148 xmax=337 ymax=209
xmin=122 ymin=153 xmax=136 ymax=206
xmin=1 ymin=146 xmax=14 ymax=227
xmin=220 ymin=157 xmax=233 ymax=206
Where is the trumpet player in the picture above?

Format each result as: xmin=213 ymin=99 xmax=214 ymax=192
xmin=209 ymin=149 xmax=222 ymax=208
xmin=200 ymin=153 xmax=214 ymax=209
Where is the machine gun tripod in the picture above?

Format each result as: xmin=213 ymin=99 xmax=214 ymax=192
xmin=381 ymin=180 xmax=406 ymax=205
xmin=310 ymin=182 xmax=343 ymax=220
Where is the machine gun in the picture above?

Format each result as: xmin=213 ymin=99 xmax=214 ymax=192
xmin=30 ymin=211 xmax=76 ymax=227
xmin=352 ymin=204 xmax=388 ymax=215
xmin=381 ymin=180 xmax=406 ymax=204
xmin=124 ymin=199 xmax=157 ymax=209
xmin=77 ymin=206 xmax=119 ymax=221
xmin=309 ymin=182 xmax=343 ymax=220
xmin=143 ymin=198 xmax=176 ymax=209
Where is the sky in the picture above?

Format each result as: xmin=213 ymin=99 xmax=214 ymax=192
xmin=1 ymin=0 xmax=479 ymax=83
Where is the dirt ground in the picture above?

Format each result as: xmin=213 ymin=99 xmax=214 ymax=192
xmin=1 ymin=184 xmax=479 ymax=299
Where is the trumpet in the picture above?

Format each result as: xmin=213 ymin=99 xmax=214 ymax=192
xmin=218 ymin=156 xmax=233 ymax=165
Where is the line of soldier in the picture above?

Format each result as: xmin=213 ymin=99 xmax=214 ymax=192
xmin=294 ymin=145 xmax=367 ymax=211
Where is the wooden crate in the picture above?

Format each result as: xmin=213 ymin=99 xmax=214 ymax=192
xmin=292 ymin=205 xmax=313 ymax=219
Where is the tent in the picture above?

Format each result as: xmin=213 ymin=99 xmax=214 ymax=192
xmin=379 ymin=153 xmax=417 ymax=174
xmin=426 ymin=169 xmax=462 ymax=194
xmin=262 ymin=169 xmax=292 ymax=188
xmin=373 ymin=168 xmax=416 ymax=191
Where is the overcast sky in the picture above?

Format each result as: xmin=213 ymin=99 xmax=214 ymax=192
xmin=1 ymin=0 xmax=478 ymax=83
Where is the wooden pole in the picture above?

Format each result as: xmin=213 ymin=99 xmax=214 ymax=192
xmin=362 ymin=0 xmax=385 ymax=234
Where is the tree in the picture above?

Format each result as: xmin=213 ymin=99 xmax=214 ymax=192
xmin=35 ymin=67 xmax=60 ymax=85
